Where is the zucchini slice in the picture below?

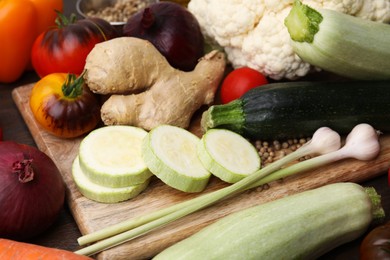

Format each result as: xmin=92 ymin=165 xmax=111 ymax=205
xmin=198 ymin=129 xmax=261 ymax=183
xmin=78 ymin=126 xmax=152 ymax=188
xmin=142 ymin=125 xmax=210 ymax=193
xmin=72 ymin=156 xmax=150 ymax=203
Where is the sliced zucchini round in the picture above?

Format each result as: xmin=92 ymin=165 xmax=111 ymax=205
xmin=198 ymin=129 xmax=261 ymax=183
xmin=78 ymin=125 xmax=152 ymax=188
xmin=142 ymin=125 xmax=210 ymax=193
xmin=72 ymin=156 xmax=150 ymax=203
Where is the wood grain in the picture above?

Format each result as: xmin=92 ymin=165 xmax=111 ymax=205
xmin=12 ymin=84 xmax=390 ymax=260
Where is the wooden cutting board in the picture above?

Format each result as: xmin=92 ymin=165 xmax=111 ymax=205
xmin=12 ymin=84 xmax=390 ymax=260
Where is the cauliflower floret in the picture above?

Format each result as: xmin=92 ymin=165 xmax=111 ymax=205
xmin=302 ymin=0 xmax=364 ymax=14
xmin=189 ymin=1 xmax=264 ymax=48
xmin=188 ymin=0 xmax=390 ymax=80
xmin=355 ymin=0 xmax=390 ymax=21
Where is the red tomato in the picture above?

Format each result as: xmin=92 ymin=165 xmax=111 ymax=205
xmin=31 ymin=14 xmax=119 ymax=78
xmin=220 ymin=67 xmax=268 ymax=104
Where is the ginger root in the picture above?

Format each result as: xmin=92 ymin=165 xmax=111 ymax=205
xmin=84 ymin=37 xmax=226 ymax=130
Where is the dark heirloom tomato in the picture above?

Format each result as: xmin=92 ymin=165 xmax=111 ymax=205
xmin=360 ymin=221 xmax=390 ymax=260
xmin=31 ymin=14 xmax=119 ymax=78
xmin=30 ymin=73 xmax=101 ymax=138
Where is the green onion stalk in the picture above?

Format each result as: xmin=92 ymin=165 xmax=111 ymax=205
xmin=75 ymin=123 xmax=380 ymax=256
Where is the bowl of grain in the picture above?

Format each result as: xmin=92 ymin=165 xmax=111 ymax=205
xmin=76 ymin=0 xmax=158 ymax=29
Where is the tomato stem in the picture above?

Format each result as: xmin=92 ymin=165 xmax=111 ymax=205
xmin=12 ymin=154 xmax=34 ymax=183
xmin=55 ymin=11 xmax=77 ymax=29
xmin=62 ymin=72 xmax=85 ymax=98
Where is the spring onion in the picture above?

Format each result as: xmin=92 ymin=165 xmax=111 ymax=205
xmin=75 ymin=124 xmax=380 ymax=256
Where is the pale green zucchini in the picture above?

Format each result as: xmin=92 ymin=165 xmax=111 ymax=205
xmin=154 ymin=182 xmax=384 ymax=260
xmin=284 ymin=1 xmax=390 ymax=80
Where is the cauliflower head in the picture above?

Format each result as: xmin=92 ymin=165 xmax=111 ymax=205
xmin=188 ymin=0 xmax=390 ymax=80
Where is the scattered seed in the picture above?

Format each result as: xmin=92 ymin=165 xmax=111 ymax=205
xmin=252 ymin=137 xmax=311 ymax=167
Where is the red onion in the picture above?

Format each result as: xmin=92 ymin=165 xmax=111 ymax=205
xmin=123 ymin=2 xmax=204 ymax=71
xmin=0 ymin=141 xmax=65 ymax=240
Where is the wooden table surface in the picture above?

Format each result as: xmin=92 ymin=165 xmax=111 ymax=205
xmin=1 ymin=1 xmax=390 ymax=259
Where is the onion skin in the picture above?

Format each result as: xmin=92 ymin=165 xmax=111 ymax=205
xmin=123 ymin=2 xmax=204 ymax=71
xmin=0 ymin=142 xmax=65 ymax=240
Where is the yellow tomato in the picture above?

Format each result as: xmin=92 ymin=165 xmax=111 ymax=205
xmin=30 ymin=73 xmax=101 ymax=138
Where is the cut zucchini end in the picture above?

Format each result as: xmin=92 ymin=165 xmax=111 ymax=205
xmin=78 ymin=125 xmax=152 ymax=188
xmin=284 ymin=0 xmax=323 ymax=43
xmin=200 ymin=110 xmax=212 ymax=133
xmin=198 ymin=129 xmax=261 ymax=183
xmin=142 ymin=125 xmax=211 ymax=193
xmin=201 ymin=101 xmax=246 ymax=134
xmin=72 ymin=156 xmax=150 ymax=203
xmin=364 ymin=187 xmax=385 ymax=223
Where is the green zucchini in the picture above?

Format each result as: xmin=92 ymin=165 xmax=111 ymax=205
xmin=284 ymin=1 xmax=390 ymax=80
xmin=201 ymin=81 xmax=390 ymax=140
xmin=154 ymin=182 xmax=384 ymax=260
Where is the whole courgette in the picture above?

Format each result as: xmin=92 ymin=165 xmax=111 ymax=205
xmin=154 ymin=183 xmax=384 ymax=260
xmin=201 ymin=81 xmax=390 ymax=140
xmin=284 ymin=1 xmax=390 ymax=80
